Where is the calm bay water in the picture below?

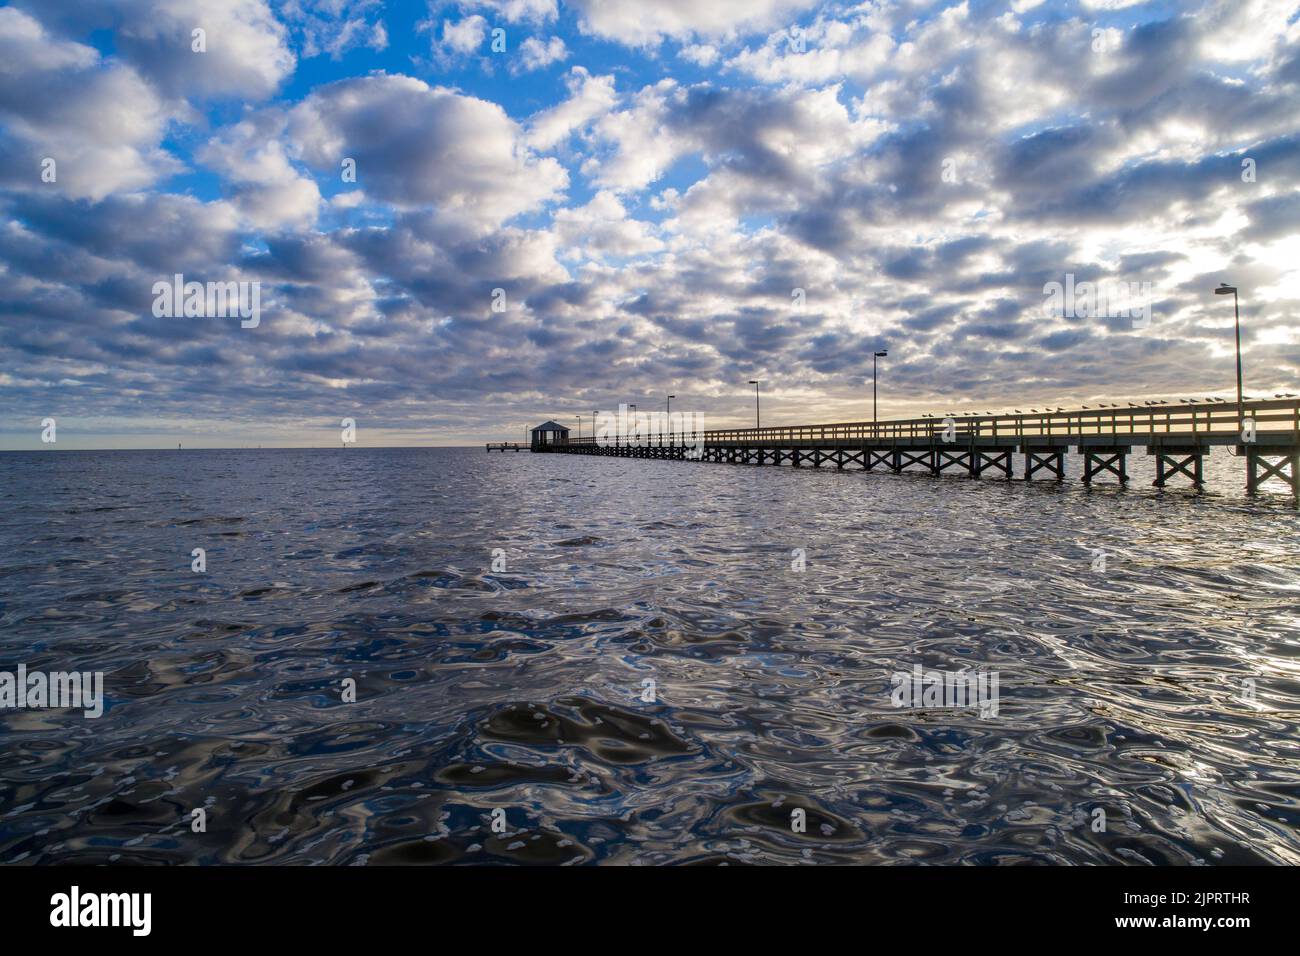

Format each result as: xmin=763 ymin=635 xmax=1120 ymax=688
xmin=1 ymin=446 xmax=1298 ymax=865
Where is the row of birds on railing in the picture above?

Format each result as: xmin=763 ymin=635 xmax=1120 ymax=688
xmin=913 ymin=394 xmax=1298 ymax=419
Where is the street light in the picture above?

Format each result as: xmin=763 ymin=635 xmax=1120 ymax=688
xmin=1214 ymin=283 xmax=1244 ymax=432
xmin=873 ymin=349 xmax=888 ymax=424
xmin=748 ymin=381 xmax=760 ymax=430
xmin=575 ymin=414 xmax=582 ymax=442
xmin=666 ymin=394 xmax=675 ymax=414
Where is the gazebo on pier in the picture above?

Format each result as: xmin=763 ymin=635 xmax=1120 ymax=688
xmin=530 ymin=420 xmax=571 ymax=451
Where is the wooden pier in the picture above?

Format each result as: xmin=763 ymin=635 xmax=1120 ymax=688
xmin=526 ymin=398 xmax=1300 ymax=497
xmin=485 ymin=441 xmax=526 ymax=452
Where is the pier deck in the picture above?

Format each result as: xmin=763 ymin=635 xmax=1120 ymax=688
xmin=524 ymin=398 xmax=1300 ymax=497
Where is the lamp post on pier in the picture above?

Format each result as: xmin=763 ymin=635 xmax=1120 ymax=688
xmin=748 ymin=381 xmax=761 ymax=432
xmin=1214 ymin=283 xmax=1244 ymax=431
xmin=873 ymin=349 xmax=888 ymax=425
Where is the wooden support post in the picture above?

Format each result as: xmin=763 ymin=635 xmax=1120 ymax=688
xmin=977 ymin=450 xmax=1013 ymax=479
xmin=1081 ymin=450 xmax=1128 ymax=485
xmin=1152 ymin=452 xmax=1204 ymax=490
xmin=893 ymin=448 xmax=934 ymax=474
xmin=1246 ymin=448 xmax=1300 ymax=497
xmin=935 ymin=449 xmax=971 ymax=476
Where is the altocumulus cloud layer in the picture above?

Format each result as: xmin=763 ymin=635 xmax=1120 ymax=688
xmin=1 ymin=0 xmax=1298 ymax=447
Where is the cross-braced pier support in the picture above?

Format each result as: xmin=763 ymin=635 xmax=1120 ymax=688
xmin=1245 ymin=447 xmax=1300 ymax=497
xmin=865 ymin=449 xmax=892 ymax=471
xmin=893 ymin=448 xmax=935 ymax=474
xmin=934 ymin=448 xmax=971 ymax=476
xmin=1080 ymin=449 xmax=1128 ymax=486
xmin=1023 ymin=449 xmax=1065 ymax=481
xmin=974 ymin=450 xmax=1013 ymax=479
xmin=1149 ymin=445 xmax=1206 ymax=490
xmin=935 ymin=447 xmax=1015 ymax=479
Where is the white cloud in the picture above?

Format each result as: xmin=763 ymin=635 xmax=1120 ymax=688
xmin=439 ymin=15 xmax=488 ymax=56
xmin=680 ymin=44 xmax=720 ymax=67
xmin=728 ymin=18 xmax=896 ymax=85
xmin=198 ymin=111 xmax=322 ymax=230
xmin=280 ymin=0 xmax=388 ymax=59
xmin=552 ymin=190 xmax=664 ymax=260
xmin=0 ymin=6 xmax=97 ymax=72
xmin=289 ymin=73 xmax=568 ymax=232
xmin=516 ymin=35 xmax=567 ymax=72
xmin=443 ymin=0 xmax=557 ymax=24
xmin=526 ymin=67 xmax=618 ymax=150
xmin=567 ymin=0 xmax=820 ymax=47
xmin=0 ymin=7 xmax=181 ymax=200
xmin=113 ymin=0 xmax=296 ymax=101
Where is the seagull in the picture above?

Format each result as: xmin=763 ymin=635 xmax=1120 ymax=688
xmin=1015 ymin=409 xmax=1023 ymax=414
xmin=1128 ymin=402 xmax=1139 ymax=408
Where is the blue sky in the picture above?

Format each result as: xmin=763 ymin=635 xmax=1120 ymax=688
xmin=1 ymin=0 xmax=1298 ymax=447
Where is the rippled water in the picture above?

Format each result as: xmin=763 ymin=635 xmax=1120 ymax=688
xmin=1 ymin=446 xmax=1298 ymax=865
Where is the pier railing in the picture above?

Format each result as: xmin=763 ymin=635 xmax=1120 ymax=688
xmin=561 ymin=398 xmax=1300 ymax=446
